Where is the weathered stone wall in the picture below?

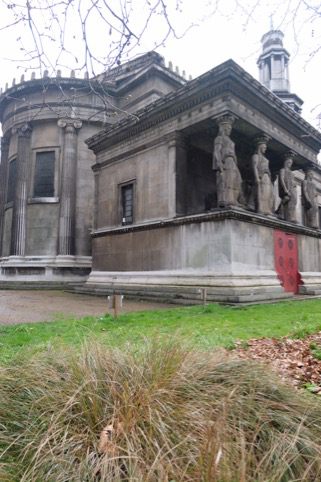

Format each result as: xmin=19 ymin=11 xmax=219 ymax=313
xmin=26 ymin=204 xmax=59 ymax=255
xmin=1 ymin=119 xmax=96 ymax=258
xmin=120 ymin=75 xmax=181 ymax=112
xmin=92 ymin=218 xmax=275 ymax=273
xmin=298 ymin=235 xmax=321 ymax=272
xmin=96 ymin=141 xmax=172 ymax=229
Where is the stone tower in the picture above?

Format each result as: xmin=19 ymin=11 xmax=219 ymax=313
xmin=257 ymin=29 xmax=303 ymax=113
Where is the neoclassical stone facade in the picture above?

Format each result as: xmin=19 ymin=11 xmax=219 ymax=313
xmin=0 ymin=53 xmax=185 ymax=286
xmin=2 ymin=30 xmax=321 ymax=302
xmin=82 ymin=56 xmax=321 ymax=303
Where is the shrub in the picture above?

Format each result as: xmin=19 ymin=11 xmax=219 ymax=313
xmin=1 ymin=341 xmax=321 ymax=481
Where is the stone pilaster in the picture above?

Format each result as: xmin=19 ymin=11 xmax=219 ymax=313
xmin=0 ymin=135 xmax=10 ymax=256
xmin=10 ymin=124 xmax=32 ymax=256
xmin=58 ymin=119 xmax=82 ymax=255
xmin=167 ymin=132 xmax=188 ymax=217
xmin=93 ymin=170 xmax=99 ymax=231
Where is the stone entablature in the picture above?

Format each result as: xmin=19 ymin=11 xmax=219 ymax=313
xmin=87 ymin=60 xmax=319 ymax=156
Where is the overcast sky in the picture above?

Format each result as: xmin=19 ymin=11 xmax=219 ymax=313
xmin=0 ymin=0 xmax=320 ymax=129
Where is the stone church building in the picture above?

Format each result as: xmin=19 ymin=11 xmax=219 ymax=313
xmin=2 ymin=29 xmax=321 ymax=302
xmin=0 ymin=52 xmax=185 ymax=286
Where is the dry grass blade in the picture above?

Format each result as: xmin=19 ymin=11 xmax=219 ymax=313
xmin=1 ymin=340 xmax=321 ymax=481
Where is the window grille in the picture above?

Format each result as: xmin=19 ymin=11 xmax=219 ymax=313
xmin=33 ymin=151 xmax=55 ymax=197
xmin=121 ymin=184 xmax=133 ymax=225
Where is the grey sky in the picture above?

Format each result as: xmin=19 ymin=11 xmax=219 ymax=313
xmin=0 ymin=0 xmax=320 ymax=128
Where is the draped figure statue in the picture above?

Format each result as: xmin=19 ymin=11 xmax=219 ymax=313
xmin=251 ymin=136 xmax=274 ymax=215
xmin=213 ymin=115 xmax=243 ymax=208
xmin=302 ymin=170 xmax=319 ymax=229
xmin=278 ymin=153 xmax=297 ymax=223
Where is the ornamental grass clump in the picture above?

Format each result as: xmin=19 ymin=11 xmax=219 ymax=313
xmin=1 ymin=341 xmax=321 ymax=481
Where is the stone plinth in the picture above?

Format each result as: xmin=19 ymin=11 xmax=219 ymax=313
xmin=0 ymin=255 xmax=91 ymax=288
xmin=83 ymin=209 xmax=316 ymax=303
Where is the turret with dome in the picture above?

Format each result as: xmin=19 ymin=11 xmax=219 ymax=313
xmin=257 ymin=27 xmax=303 ymax=113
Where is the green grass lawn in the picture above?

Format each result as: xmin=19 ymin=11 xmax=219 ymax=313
xmin=2 ymin=298 xmax=321 ymax=362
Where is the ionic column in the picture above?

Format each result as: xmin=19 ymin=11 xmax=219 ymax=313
xmin=10 ymin=123 xmax=32 ymax=256
xmin=0 ymin=135 xmax=10 ymax=256
xmin=58 ymin=119 xmax=82 ymax=255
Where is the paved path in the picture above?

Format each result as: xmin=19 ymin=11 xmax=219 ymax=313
xmin=0 ymin=290 xmax=173 ymax=325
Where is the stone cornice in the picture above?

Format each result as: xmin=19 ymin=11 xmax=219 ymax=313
xmin=92 ymin=208 xmax=321 ymax=239
xmin=0 ymin=62 xmax=185 ymax=124
xmin=0 ymin=77 xmax=116 ymax=122
xmin=86 ymin=59 xmax=321 ymax=153
xmin=1 ymin=101 xmax=115 ymax=127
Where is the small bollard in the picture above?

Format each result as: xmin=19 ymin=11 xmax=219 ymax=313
xmin=199 ymin=288 xmax=207 ymax=305
xmin=107 ymin=294 xmax=124 ymax=318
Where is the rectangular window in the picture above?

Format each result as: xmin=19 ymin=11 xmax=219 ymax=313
xmin=33 ymin=151 xmax=55 ymax=197
xmin=121 ymin=184 xmax=134 ymax=225
xmin=6 ymin=158 xmax=16 ymax=203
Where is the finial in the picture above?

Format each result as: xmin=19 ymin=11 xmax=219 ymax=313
xmin=70 ymin=70 xmax=75 ymax=78
xmin=84 ymin=71 xmax=89 ymax=79
xmin=57 ymin=70 xmax=62 ymax=78
xmin=12 ymin=78 xmax=16 ymax=86
xmin=43 ymin=70 xmax=49 ymax=78
xmin=168 ymin=61 xmax=173 ymax=71
xmin=5 ymin=83 xmax=8 ymax=91
xmin=270 ymin=14 xmax=274 ymax=30
xmin=31 ymin=72 xmax=36 ymax=80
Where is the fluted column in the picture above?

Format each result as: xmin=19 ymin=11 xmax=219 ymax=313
xmin=0 ymin=135 xmax=10 ymax=256
xmin=58 ymin=119 xmax=82 ymax=255
xmin=10 ymin=123 xmax=32 ymax=256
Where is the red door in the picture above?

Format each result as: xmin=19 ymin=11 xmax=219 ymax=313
xmin=274 ymin=230 xmax=299 ymax=293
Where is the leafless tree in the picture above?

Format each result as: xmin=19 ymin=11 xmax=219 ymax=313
xmin=0 ymin=0 xmax=198 ymax=77
xmin=1 ymin=0 xmax=321 ymax=125
xmin=0 ymin=0 xmax=218 ymax=124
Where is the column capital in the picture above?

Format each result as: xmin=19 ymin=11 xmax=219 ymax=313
xmin=57 ymin=118 xmax=82 ymax=130
xmin=284 ymin=150 xmax=297 ymax=161
xmin=166 ymin=131 xmax=188 ymax=149
xmin=15 ymin=123 xmax=32 ymax=138
xmin=212 ymin=112 xmax=238 ymax=128
xmin=253 ymin=133 xmax=271 ymax=147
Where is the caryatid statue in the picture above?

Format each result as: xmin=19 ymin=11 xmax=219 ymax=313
xmin=278 ymin=152 xmax=298 ymax=223
xmin=251 ymin=135 xmax=274 ymax=215
xmin=212 ymin=114 xmax=243 ymax=207
xmin=302 ymin=169 xmax=319 ymax=229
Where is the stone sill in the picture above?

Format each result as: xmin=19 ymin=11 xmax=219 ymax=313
xmin=27 ymin=197 xmax=59 ymax=204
